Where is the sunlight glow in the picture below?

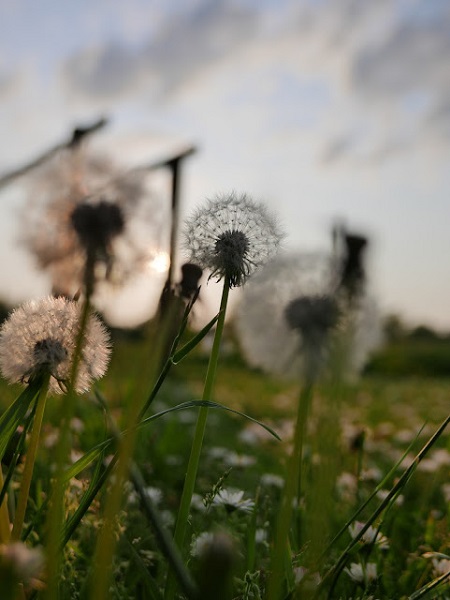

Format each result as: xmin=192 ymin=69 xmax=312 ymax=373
xmin=147 ymin=250 xmax=170 ymax=274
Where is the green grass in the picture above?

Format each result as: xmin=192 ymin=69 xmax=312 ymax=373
xmin=0 ymin=327 xmax=449 ymax=599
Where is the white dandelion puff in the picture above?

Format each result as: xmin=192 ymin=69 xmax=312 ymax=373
xmin=183 ymin=192 xmax=283 ymax=288
xmin=21 ymin=148 xmax=166 ymax=296
xmin=0 ymin=296 xmax=111 ymax=394
xmin=236 ymin=251 xmax=381 ymax=379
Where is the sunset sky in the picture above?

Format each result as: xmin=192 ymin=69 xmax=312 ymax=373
xmin=0 ymin=0 xmax=449 ymax=329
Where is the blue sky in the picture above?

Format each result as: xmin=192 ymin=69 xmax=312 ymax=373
xmin=0 ymin=0 xmax=449 ymax=329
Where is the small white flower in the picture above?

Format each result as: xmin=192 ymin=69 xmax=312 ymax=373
xmin=345 ymin=562 xmax=377 ymax=584
xmin=0 ymin=542 xmax=44 ymax=586
xmin=222 ymin=451 xmax=256 ymax=468
xmin=348 ymin=521 xmax=389 ymax=550
xmin=260 ymin=473 xmax=284 ymax=488
xmin=432 ymin=557 xmax=450 ymax=577
xmin=441 ymin=483 xmax=450 ymax=503
xmin=336 ymin=472 xmax=358 ymax=501
xmin=0 ymin=296 xmax=110 ymax=394
xmin=190 ymin=532 xmax=215 ymax=557
xmin=184 ymin=192 xmax=283 ymax=288
xmin=144 ymin=487 xmax=163 ymax=505
xmin=376 ymin=489 xmax=404 ymax=506
xmin=212 ymin=489 xmax=255 ymax=513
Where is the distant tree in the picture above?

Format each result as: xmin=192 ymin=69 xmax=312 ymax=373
xmin=408 ymin=325 xmax=440 ymax=341
xmin=383 ymin=314 xmax=407 ymax=342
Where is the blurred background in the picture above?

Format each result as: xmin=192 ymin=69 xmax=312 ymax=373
xmin=0 ymin=0 xmax=449 ymax=338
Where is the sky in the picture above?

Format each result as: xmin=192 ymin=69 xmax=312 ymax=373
xmin=0 ymin=0 xmax=449 ymax=330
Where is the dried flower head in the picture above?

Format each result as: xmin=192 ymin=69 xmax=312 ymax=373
xmin=22 ymin=148 xmax=166 ymax=296
xmin=184 ymin=192 xmax=283 ymax=288
xmin=236 ymin=252 xmax=381 ymax=380
xmin=0 ymin=296 xmax=111 ymax=394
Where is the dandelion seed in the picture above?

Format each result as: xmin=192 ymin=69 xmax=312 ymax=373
xmin=0 ymin=296 xmax=111 ymax=394
xmin=183 ymin=192 xmax=283 ymax=288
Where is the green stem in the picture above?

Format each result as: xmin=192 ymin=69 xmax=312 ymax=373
xmin=266 ymin=382 xmax=313 ymax=600
xmin=46 ymin=292 xmax=92 ymax=599
xmin=11 ymin=375 xmax=50 ymax=541
xmin=164 ymin=278 xmax=230 ymax=600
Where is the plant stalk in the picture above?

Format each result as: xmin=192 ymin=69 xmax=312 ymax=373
xmin=164 ymin=277 xmax=230 ymax=600
xmin=11 ymin=375 xmax=50 ymax=541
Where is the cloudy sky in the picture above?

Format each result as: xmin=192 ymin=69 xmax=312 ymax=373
xmin=0 ymin=0 xmax=449 ymax=329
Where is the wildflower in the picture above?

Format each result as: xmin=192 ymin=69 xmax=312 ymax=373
xmin=0 ymin=296 xmax=110 ymax=394
xmin=236 ymin=252 xmax=339 ymax=378
xmin=183 ymin=192 xmax=282 ymax=288
xmin=345 ymin=562 xmax=377 ymax=584
xmin=22 ymin=148 xmax=165 ymax=296
xmin=348 ymin=521 xmax=390 ymax=550
xmin=236 ymin=251 xmax=381 ymax=379
xmin=260 ymin=473 xmax=284 ymax=488
xmin=191 ymin=532 xmax=215 ymax=558
xmin=431 ymin=557 xmax=450 ymax=577
xmin=0 ymin=542 xmax=44 ymax=588
xmin=212 ymin=489 xmax=255 ymax=513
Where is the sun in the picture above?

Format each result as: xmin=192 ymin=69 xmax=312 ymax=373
xmin=147 ymin=251 xmax=170 ymax=274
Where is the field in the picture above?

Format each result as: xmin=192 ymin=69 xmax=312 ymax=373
xmin=0 ymin=320 xmax=448 ymax=600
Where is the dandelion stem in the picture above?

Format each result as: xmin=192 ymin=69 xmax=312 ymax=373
xmin=0 ymin=467 xmax=11 ymax=543
xmin=46 ymin=291 xmax=92 ymax=599
xmin=266 ymin=381 xmax=313 ymax=600
xmin=164 ymin=277 xmax=230 ymax=600
xmin=11 ymin=375 xmax=50 ymax=541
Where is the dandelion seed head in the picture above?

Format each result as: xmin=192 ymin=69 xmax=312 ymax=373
xmin=184 ymin=192 xmax=283 ymax=288
xmin=0 ymin=296 xmax=111 ymax=394
xmin=71 ymin=199 xmax=125 ymax=257
xmin=21 ymin=149 xmax=166 ymax=296
xmin=236 ymin=251 xmax=381 ymax=380
xmin=284 ymin=295 xmax=340 ymax=340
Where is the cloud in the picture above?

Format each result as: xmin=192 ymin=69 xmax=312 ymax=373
xmin=62 ymin=0 xmax=261 ymax=101
xmin=318 ymin=0 xmax=450 ymax=162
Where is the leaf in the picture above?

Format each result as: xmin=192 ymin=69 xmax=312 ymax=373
xmin=139 ymin=400 xmax=281 ymax=441
xmin=0 ymin=378 xmax=41 ymax=462
xmin=63 ymin=438 xmax=113 ymax=481
xmin=171 ymin=312 xmax=220 ymax=364
xmin=409 ymin=569 xmax=450 ymax=600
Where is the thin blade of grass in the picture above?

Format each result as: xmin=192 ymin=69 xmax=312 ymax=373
xmin=409 ymin=570 xmax=450 ymax=600
xmin=319 ymin=413 xmax=450 ymax=598
xmin=321 ymin=421 xmax=426 ymax=559
xmin=171 ymin=312 xmax=220 ymax=364
xmin=0 ymin=378 xmax=41 ymax=461
xmin=139 ymin=400 xmax=281 ymax=441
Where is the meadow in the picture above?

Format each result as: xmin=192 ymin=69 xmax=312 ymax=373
xmin=0 ymin=158 xmax=448 ymax=599
xmin=0 ymin=313 xmax=449 ymax=599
